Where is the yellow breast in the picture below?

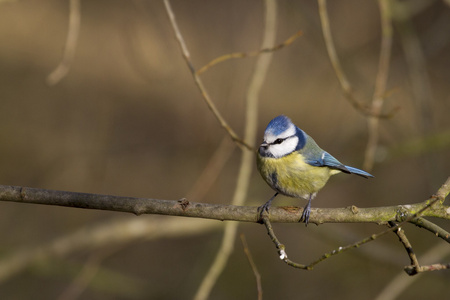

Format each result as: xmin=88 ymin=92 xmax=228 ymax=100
xmin=256 ymin=151 xmax=339 ymax=199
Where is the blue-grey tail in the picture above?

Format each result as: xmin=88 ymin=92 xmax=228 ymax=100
xmin=345 ymin=166 xmax=374 ymax=178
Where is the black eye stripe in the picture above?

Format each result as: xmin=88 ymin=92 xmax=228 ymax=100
xmin=273 ymin=138 xmax=284 ymax=144
xmin=271 ymin=134 xmax=295 ymax=145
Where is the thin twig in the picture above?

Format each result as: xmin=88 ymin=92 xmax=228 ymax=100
xmin=317 ymin=0 xmax=397 ymax=119
xmin=364 ymin=0 xmax=394 ymax=170
xmin=163 ymin=0 xmax=252 ymax=151
xmin=409 ymin=217 xmax=450 ymax=243
xmin=261 ymin=214 xmax=308 ymax=269
xmin=308 ymin=195 xmax=441 ymax=269
xmin=240 ymin=234 xmax=263 ymax=300
xmin=47 ymin=0 xmax=81 ymax=85
xmin=196 ymin=30 xmax=302 ymax=75
xmin=261 ymin=192 xmax=443 ymax=270
xmin=375 ymin=243 xmax=450 ymax=300
xmin=436 ymin=176 xmax=450 ymax=201
xmin=404 ymin=262 xmax=450 ymax=276
xmin=388 ymin=221 xmax=420 ymax=267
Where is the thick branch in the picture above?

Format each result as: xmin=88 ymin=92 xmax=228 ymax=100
xmin=0 ymin=185 xmax=448 ymax=223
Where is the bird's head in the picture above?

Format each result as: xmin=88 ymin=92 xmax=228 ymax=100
xmin=259 ymin=115 xmax=305 ymax=158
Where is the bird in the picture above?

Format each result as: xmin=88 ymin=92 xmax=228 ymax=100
xmin=256 ymin=115 xmax=374 ymax=225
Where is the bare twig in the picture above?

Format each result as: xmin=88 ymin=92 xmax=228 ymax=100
xmin=163 ymin=0 xmax=252 ymax=151
xmin=436 ymin=176 xmax=450 ymax=201
xmin=388 ymin=221 xmax=420 ymax=268
xmin=196 ymin=30 xmax=302 ymax=75
xmin=240 ymin=234 xmax=263 ymax=300
xmin=310 ymin=196 xmax=442 ymax=269
xmin=375 ymin=242 xmax=450 ymax=300
xmin=261 ymin=214 xmax=308 ymax=269
xmin=409 ymin=217 xmax=450 ymax=243
xmin=47 ymin=0 xmax=81 ymax=85
xmin=261 ymin=187 xmax=445 ymax=270
xmin=364 ymin=0 xmax=394 ymax=170
xmin=404 ymin=262 xmax=450 ymax=275
xmin=317 ymin=0 xmax=397 ymax=119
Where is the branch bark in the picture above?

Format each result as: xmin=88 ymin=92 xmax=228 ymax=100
xmin=1 ymin=184 xmax=448 ymax=224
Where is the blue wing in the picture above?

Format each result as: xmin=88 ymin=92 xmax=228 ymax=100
xmin=304 ymin=151 xmax=349 ymax=172
xmin=304 ymin=152 xmax=374 ymax=178
xmin=344 ymin=166 xmax=374 ymax=178
xmin=298 ymin=130 xmax=374 ymax=178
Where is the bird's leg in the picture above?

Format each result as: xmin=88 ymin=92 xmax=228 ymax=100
xmin=257 ymin=192 xmax=279 ymax=223
xmin=300 ymin=194 xmax=312 ymax=226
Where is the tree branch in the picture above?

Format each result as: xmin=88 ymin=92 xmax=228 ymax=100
xmin=0 ymin=177 xmax=448 ymax=280
xmin=1 ymin=183 xmax=448 ymax=223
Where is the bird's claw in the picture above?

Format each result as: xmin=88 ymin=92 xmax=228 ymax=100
xmin=299 ymin=199 xmax=312 ymax=226
xmin=257 ymin=202 xmax=271 ymax=223
xmin=299 ymin=207 xmax=310 ymax=226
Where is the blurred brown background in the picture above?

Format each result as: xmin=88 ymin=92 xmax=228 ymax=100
xmin=0 ymin=0 xmax=449 ymax=299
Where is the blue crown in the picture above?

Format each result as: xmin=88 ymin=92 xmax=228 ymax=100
xmin=266 ymin=115 xmax=292 ymax=136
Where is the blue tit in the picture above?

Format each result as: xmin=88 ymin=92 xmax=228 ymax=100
xmin=256 ymin=115 xmax=374 ymax=225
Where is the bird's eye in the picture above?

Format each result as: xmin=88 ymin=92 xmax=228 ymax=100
xmin=274 ymin=138 xmax=284 ymax=144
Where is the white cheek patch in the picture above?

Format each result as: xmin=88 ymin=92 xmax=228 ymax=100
xmin=268 ymin=136 xmax=298 ymax=158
